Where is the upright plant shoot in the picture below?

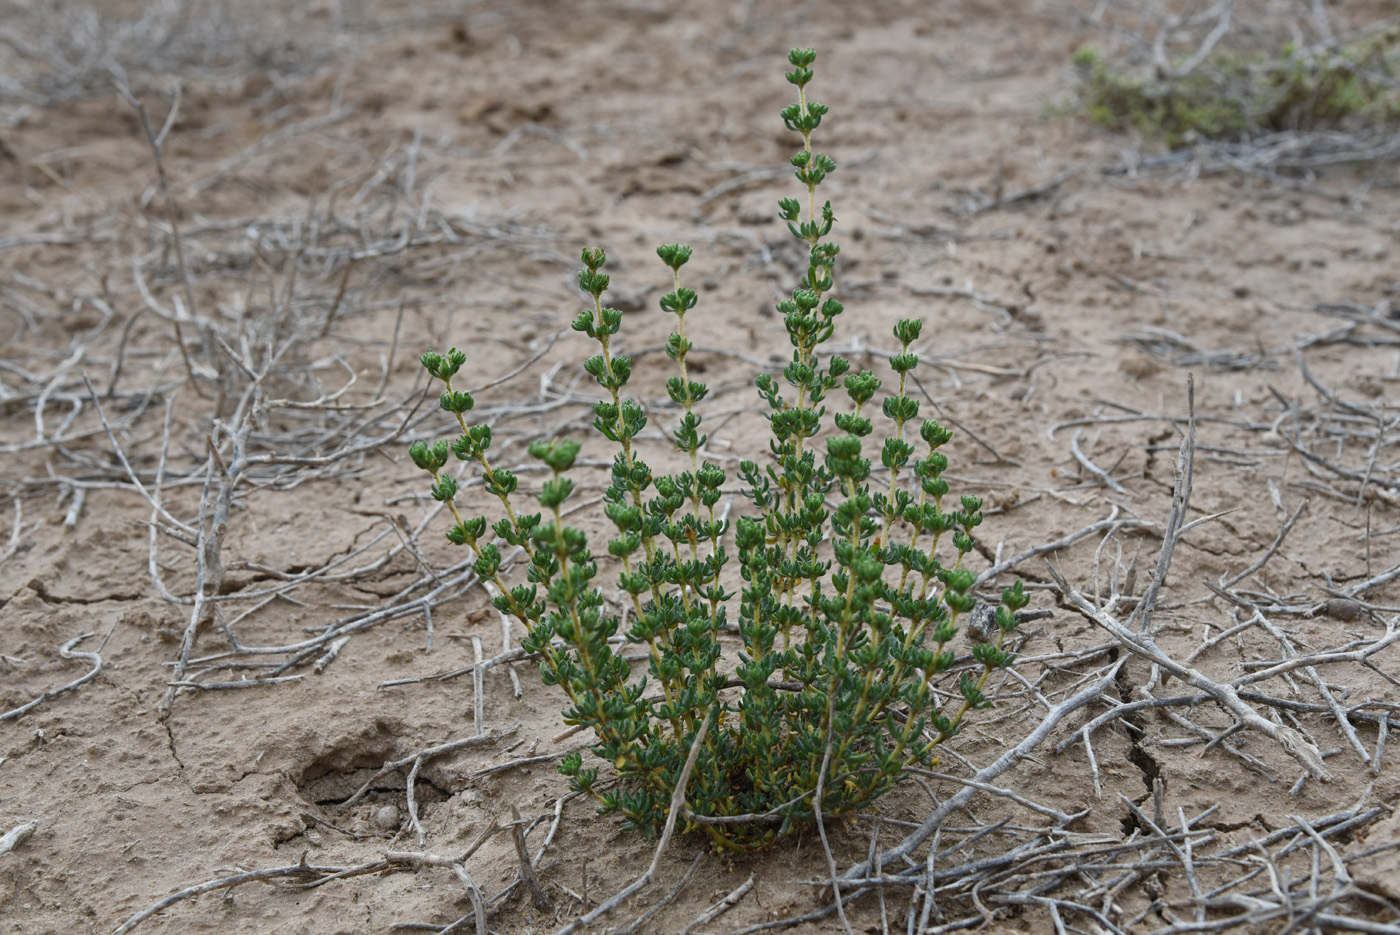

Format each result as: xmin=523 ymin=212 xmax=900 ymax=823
xmin=410 ymin=48 xmax=1029 ymax=853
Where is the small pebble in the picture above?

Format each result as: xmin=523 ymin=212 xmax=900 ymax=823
xmin=1320 ymin=598 xmax=1365 ymax=622
xmin=374 ymin=804 xmax=400 ymax=831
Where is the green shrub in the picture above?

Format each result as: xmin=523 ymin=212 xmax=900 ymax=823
xmin=1072 ymin=28 xmax=1400 ymax=147
xmin=410 ymin=48 xmax=1027 ymax=853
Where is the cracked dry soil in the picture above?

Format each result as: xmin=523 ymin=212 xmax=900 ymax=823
xmin=3 ymin=1 xmax=1400 ymax=933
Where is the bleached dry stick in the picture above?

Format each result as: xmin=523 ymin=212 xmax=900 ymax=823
xmin=1234 ymin=603 xmax=1375 ymax=768
xmin=1232 ymin=623 xmax=1400 ymax=688
xmin=110 ymin=858 xmax=407 ymax=935
xmin=83 ymin=376 xmax=195 ymax=540
xmin=1047 ymin=563 xmax=1332 ymax=781
xmin=312 ymin=636 xmax=350 ymax=674
xmin=112 ymin=77 xmax=205 ymax=393
xmin=0 ymin=632 xmax=104 ymax=723
xmin=1220 ymin=499 xmax=1309 ymax=589
xmin=335 ymin=725 xmax=517 ymax=811
xmin=384 ymin=851 xmax=487 ymax=935
xmin=1069 ymin=430 xmax=1128 ymax=494
xmin=681 ymin=869 xmax=754 ymax=935
xmin=614 ymin=853 xmax=704 ymax=935
xmin=1125 ymin=374 xmax=1197 ymax=635
xmin=0 ymin=499 xmax=22 ymax=569
xmin=380 ymin=645 xmax=532 ymax=688
xmin=905 ymin=769 xmax=1086 ymax=823
xmin=406 ymin=756 xmax=426 ymax=846
xmin=973 ymin=507 xmax=1158 ymax=588
xmin=502 ymin=610 xmax=523 ymax=699
xmin=510 ymin=805 xmax=550 ymax=909
xmin=1170 ymin=0 xmax=1237 ymax=78
xmin=470 ymin=634 xmax=485 ymax=737
xmin=841 ymin=666 xmax=1121 ymax=883
xmin=158 ymin=445 xmax=222 ymax=718
xmin=813 ymin=689 xmax=855 ymax=935
xmin=551 ymin=708 xmax=713 ymax=935
xmin=0 ymin=822 xmax=36 ymax=854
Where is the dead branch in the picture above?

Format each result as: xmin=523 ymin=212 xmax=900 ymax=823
xmin=0 ymin=631 xmax=106 ymax=723
xmin=1049 ymin=563 xmax=1332 ymax=781
xmin=110 ymin=857 xmax=409 ymax=935
xmin=551 ymin=708 xmax=713 ymax=935
xmin=384 ymin=851 xmax=486 ymax=935
xmin=335 ymin=725 xmax=518 ymax=812
xmin=841 ymin=665 xmax=1122 ymax=884
xmin=680 ymin=869 xmax=754 ymax=935
xmin=0 ymin=822 xmax=36 ymax=854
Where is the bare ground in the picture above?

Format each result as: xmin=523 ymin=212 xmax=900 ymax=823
xmin=1 ymin=1 xmax=1398 ymax=933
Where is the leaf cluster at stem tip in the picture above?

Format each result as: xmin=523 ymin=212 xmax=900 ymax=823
xmin=409 ymin=47 xmax=1032 ymax=852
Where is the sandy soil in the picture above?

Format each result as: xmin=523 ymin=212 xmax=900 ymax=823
xmin=2 ymin=1 xmax=1398 ymax=933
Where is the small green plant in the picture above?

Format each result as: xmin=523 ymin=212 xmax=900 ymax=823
xmin=410 ymin=49 xmax=1028 ymax=852
xmin=1072 ymin=28 xmax=1400 ymax=147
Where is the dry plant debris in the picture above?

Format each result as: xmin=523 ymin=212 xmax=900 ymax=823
xmin=0 ymin=1 xmax=1397 ymax=934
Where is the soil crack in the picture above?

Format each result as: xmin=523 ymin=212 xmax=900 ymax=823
xmin=162 ymin=720 xmax=186 ymax=772
xmin=28 ymin=578 xmax=143 ymax=605
xmin=1141 ymin=428 xmax=1176 ymax=479
xmin=1199 ymin=814 xmax=1274 ymax=834
xmin=1110 ymin=649 xmax=1162 ymax=835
